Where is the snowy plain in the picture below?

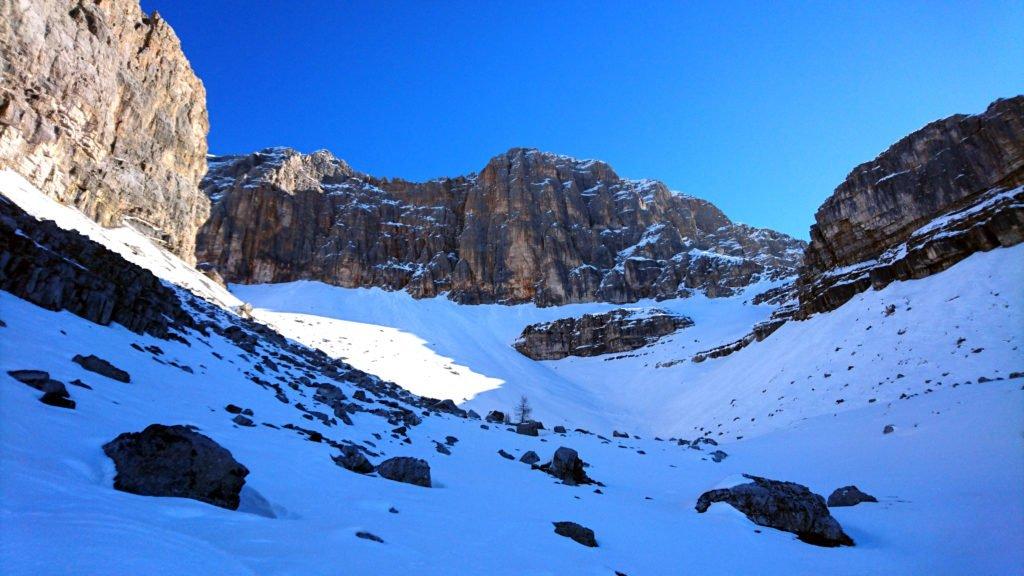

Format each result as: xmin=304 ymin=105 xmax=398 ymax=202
xmin=2 ymin=170 xmax=1023 ymax=574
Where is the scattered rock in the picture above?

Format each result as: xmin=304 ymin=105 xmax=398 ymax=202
xmin=516 ymin=421 xmax=543 ymax=437
xmin=377 ymin=457 xmax=431 ymax=488
xmin=542 ymin=447 xmax=593 ymax=486
xmin=883 ymin=424 xmax=895 ymax=434
xmin=428 ymin=398 xmax=468 ymax=418
xmin=709 ymin=450 xmax=728 ymax=463
xmin=444 ymin=435 xmax=459 ymax=446
xmin=553 ymin=425 xmax=567 ymax=434
xmin=520 ymin=451 xmax=540 ymax=465
xmin=7 ymin=369 xmax=51 ymax=389
xmin=695 ymin=474 xmax=853 ymax=547
xmin=827 ymin=486 xmax=878 ymax=507
xmin=485 ymin=410 xmax=506 ymax=423
xmin=332 ymin=446 xmax=374 ymax=474
xmin=225 ymin=404 xmax=243 ymax=414
xmin=231 ymin=414 xmax=255 ymax=427
xmin=435 ymin=442 xmax=452 ymax=456
xmin=355 ymin=531 xmax=384 ymax=543
xmin=552 ymin=521 xmax=597 ymax=547
xmin=612 ymin=430 xmax=629 ymax=439
xmin=102 ymin=424 xmax=249 ymax=510
xmin=498 ymin=449 xmax=515 ymax=460
xmin=72 ymin=354 xmax=130 ymax=383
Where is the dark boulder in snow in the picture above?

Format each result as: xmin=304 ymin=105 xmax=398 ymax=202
xmin=428 ymin=398 xmax=468 ymax=418
xmin=231 ymin=414 xmax=255 ymax=427
xmin=72 ymin=354 xmax=130 ymax=383
xmin=40 ymin=379 xmax=76 ymax=409
xmin=883 ymin=424 xmax=895 ymax=434
xmin=520 ymin=451 xmax=540 ymax=465
xmin=7 ymin=369 xmax=52 ymax=390
xmin=314 ymin=383 xmax=346 ymax=408
xmin=485 ymin=410 xmax=506 ymax=423
xmin=827 ymin=485 xmax=878 ymax=507
xmin=102 ymin=424 xmax=249 ymax=510
xmin=498 ymin=449 xmax=515 ymax=460
xmin=434 ymin=441 xmax=451 ymax=455
xmin=695 ymin=474 xmax=853 ymax=547
xmin=553 ymin=425 xmax=567 ymax=434
xmin=377 ymin=457 xmax=431 ymax=488
xmin=709 ymin=450 xmax=728 ymax=463
xmin=332 ymin=445 xmax=374 ymax=474
xmin=542 ymin=447 xmax=593 ymax=486
xmin=516 ymin=421 xmax=543 ymax=436
xmin=552 ymin=521 xmax=597 ymax=547
xmin=612 ymin=430 xmax=629 ymax=438
xmin=355 ymin=531 xmax=384 ymax=543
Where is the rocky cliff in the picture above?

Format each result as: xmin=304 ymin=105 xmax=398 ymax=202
xmin=513 ymin=308 xmax=693 ymax=360
xmin=0 ymin=0 xmax=209 ymax=261
xmin=197 ymin=147 xmax=805 ymax=306
xmin=797 ymin=96 xmax=1024 ymax=316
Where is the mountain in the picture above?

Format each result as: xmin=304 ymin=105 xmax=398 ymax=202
xmin=196 ymin=147 xmax=805 ymax=306
xmin=0 ymin=0 xmax=209 ymax=261
xmin=797 ymin=96 xmax=1024 ymax=316
xmin=1 ymin=1 xmax=1023 ymax=574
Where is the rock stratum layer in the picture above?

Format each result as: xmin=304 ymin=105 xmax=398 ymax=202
xmin=514 ymin=308 xmax=694 ymax=360
xmin=197 ymin=147 xmax=805 ymax=306
xmin=797 ymin=96 xmax=1024 ymax=316
xmin=0 ymin=0 xmax=209 ymax=261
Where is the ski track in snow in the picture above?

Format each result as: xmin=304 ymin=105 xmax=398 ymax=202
xmin=2 ymin=169 xmax=1023 ymax=574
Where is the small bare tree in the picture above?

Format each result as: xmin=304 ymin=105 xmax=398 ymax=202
xmin=515 ymin=395 xmax=532 ymax=423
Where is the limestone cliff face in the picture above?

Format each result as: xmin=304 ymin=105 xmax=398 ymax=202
xmin=797 ymin=96 xmax=1024 ymax=316
xmin=197 ymin=147 xmax=805 ymax=306
xmin=0 ymin=0 xmax=209 ymax=261
xmin=513 ymin=309 xmax=694 ymax=360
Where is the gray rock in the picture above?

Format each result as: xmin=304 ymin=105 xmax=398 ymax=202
xmin=355 ymin=531 xmax=384 ymax=543
xmin=40 ymin=378 xmax=75 ymax=409
xmin=516 ymin=309 xmax=694 ymax=360
xmin=612 ymin=430 xmax=629 ymax=439
xmin=827 ymin=485 xmax=878 ymax=507
xmin=102 ymin=424 xmax=249 ymax=510
xmin=7 ymin=369 xmax=50 ymax=389
xmin=231 ymin=414 xmax=255 ymax=427
xmin=332 ymin=445 xmax=374 ymax=474
xmin=435 ymin=442 xmax=451 ymax=455
xmin=695 ymin=474 xmax=853 ymax=547
xmin=498 ymin=449 xmax=515 ymax=460
xmin=516 ymin=421 xmax=543 ymax=437
xmin=520 ymin=451 xmax=540 ymax=465
xmin=485 ymin=410 xmax=506 ymax=423
xmin=72 ymin=354 xmax=130 ymax=383
xmin=553 ymin=425 xmax=567 ymax=434
xmin=429 ymin=398 xmax=468 ymax=418
xmin=552 ymin=521 xmax=597 ymax=547
xmin=709 ymin=450 xmax=728 ymax=463
xmin=883 ymin=424 xmax=895 ymax=434
xmin=543 ymin=447 xmax=592 ymax=486
xmin=377 ymin=457 xmax=431 ymax=488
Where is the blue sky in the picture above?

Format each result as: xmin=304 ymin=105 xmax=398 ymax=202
xmin=144 ymin=1 xmax=1022 ymax=238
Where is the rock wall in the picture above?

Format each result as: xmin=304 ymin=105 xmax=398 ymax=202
xmin=797 ymin=96 xmax=1024 ymax=316
xmin=0 ymin=0 xmax=209 ymax=261
xmin=0 ymin=195 xmax=194 ymax=338
xmin=513 ymin=308 xmax=694 ymax=360
xmin=197 ymin=147 xmax=805 ymax=306
xmin=804 ymin=96 xmax=1023 ymax=274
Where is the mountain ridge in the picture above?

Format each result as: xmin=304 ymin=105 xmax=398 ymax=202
xmin=196 ymin=146 xmax=806 ymax=306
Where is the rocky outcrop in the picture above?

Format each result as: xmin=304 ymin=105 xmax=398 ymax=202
xmin=514 ymin=308 xmax=693 ymax=360
xmin=103 ymin=424 xmax=249 ymax=510
xmin=797 ymin=96 xmax=1024 ymax=316
xmin=0 ymin=196 xmax=195 ymax=338
xmin=0 ymin=0 xmax=209 ymax=261
xmin=695 ymin=474 xmax=853 ymax=547
xmin=72 ymin=354 xmax=130 ymax=383
xmin=196 ymin=147 xmax=805 ymax=306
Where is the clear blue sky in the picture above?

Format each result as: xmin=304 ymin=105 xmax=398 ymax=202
xmin=144 ymin=1 xmax=1022 ymax=238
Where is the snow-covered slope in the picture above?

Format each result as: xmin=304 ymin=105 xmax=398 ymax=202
xmin=235 ymin=245 xmax=1024 ymax=440
xmin=2 ymin=168 xmax=1023 ymax=574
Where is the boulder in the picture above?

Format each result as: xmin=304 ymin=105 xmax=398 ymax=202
xmin=552 ymin=521 xmax=597 ymax=547
xmin=40 ymin=379 xmax=76 ymax=410
xmin=516 ymin=421 xmax=543 ymax=437
xmin=695 ymin=474 xmax=853 ymax=547
xmin=498 ymin=449 xmax=515 ymax=460
xmin=553 ymin=425 xmax=567 ymax=434
xmin=102 ymin=424 xmax=249 ymax=510
xmin=485 ymin=410 xmax=506 ymax=423
xmin=542 ymin=447 xmax=593 ymax=486
xmin=612 ymin=430 xmax=629 ymax=439
xmin=7 ymin=369 xmax=51 ymax=389
xmin=377 ymin=457 xmax=431 ymax=488
xmin=72 ymin=354 xmax=130 ymax=383
xmin=332 ymin=446 xmax=374 ymax=474
xmin=827 ymin=485 xmax=878 ymax=507
xmin=429 ymin=398 xmax=468 ymax=418
xmin=231 ymin=414 xmax=255 ymax=427
xmin=520 ymin=451 xmax=540 ymax=465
